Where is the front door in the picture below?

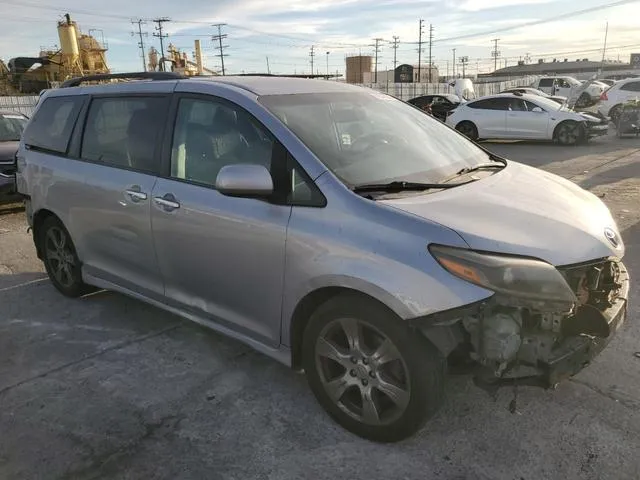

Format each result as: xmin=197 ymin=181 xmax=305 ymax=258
xmin=74 ymin=95 xmax=170 ymax=299
xmin=151 ymin=95 xmax=291 ymax=346
xmin=506 ymin=98 xmax=550 ymax=139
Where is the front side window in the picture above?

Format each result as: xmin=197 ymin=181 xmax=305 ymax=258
xmin=0 ymin=113 xmax=28 ymax=142
xmin=23 ymin=96 xmax=83 ymax=154
xmin=260 ymin=91 xmax=490 ymax=187
xmin=170 ymin=98 xmax=273 ymax=187
xmin=81 ymin=96 xmax=167 ymax=174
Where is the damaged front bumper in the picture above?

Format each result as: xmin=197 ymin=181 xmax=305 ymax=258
xmin=414 ymin=261 xmax=629 ymax=389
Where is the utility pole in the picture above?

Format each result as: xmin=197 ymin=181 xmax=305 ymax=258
xmin=417 ymin=19 xmax=424 ymax=83
xmin=326 ymin=51 xmax=330 ymax=78
xmin=391 ymin=36 xmax=400 ymax=73
xmin=266 ymin=56 xmax=271 ymax=75
xmin=309 ymin=45 xmax=315 ymax=76
xmin=452 ymin=48 xmax=456 ymax=78
xmin=491 ymin=38 xmax=500 ymax=72
xmin=601 ymin=21 xmax=609 ymax=65
xmin=460 ymin=56 xmax=469 ymax=78
xmin=428 ymin=24 xmax=434 ymax=82
xmin=152 ymin=18 xmax=170 ymax=72
xmin=131 ymin=19 xmax=148 ymax=72
xmin=373 ymin=38 xmax=383 ymax=83
xmin=212 ymin=23 xmax=228 ymax=75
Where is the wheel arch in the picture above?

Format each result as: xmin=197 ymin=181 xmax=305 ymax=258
xmin=552 ymin=119 xmax=584 ymax=142
xmin=32 ymin=208 xmax=59 ymax=260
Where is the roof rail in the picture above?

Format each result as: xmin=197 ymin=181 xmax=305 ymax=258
xmin=60 ymin=71 xmax=185 ymax=88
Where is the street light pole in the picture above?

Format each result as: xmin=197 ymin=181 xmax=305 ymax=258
xmin=326 ymin=51 xmax=330 ymax=78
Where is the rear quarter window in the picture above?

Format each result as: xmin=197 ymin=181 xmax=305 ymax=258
xmin=22 ymin=96 xmax=84 ymax=154
xmin=538 ymin=78 xmax=554 ymax=87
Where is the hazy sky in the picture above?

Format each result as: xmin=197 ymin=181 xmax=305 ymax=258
xmin=1 ymin=0 xmax=639 ymax=76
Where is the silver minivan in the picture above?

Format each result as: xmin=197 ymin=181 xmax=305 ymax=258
xmin=16 ymin=73 xmax=629 ymax=442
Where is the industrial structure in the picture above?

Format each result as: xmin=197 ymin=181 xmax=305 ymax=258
xmin=478 ymin=55 xmax=640 ymax=81
xmin=345 ymin=55 xmax=373 ymax=84
xmin=148 ymin=40 xmax=216 ymax=76
xmin=362 ymin=63 xmax=440 ymax=84
xmin=1 ymin=14 xmax=109 ymax=94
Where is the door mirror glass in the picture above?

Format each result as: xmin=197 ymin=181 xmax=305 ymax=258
xmin=531 ymin=107 xmax=543 ymax=113
xmin=216 ymin=164 xmax=274 ymax=197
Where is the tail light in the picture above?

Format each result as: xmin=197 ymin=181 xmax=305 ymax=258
xmin=600 ymin=91 xmax=608 ymax=101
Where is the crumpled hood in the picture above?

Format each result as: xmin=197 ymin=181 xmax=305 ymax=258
xmin=0 ymin=141 xmax=18 ymax=162
xmin=380 ymin=162 xmax=624 ymax=266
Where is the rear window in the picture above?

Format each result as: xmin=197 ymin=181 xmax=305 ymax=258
xmin=81 ymin=96 xmax=168 ymax=174
xmin=22 ymin=96 xmax=83 ymax=154
xmin=467 ymin=98 xmax=510 ymax=110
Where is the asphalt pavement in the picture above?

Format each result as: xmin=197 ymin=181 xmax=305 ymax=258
xmin=1 ymin=132 xmax=639 ymax=480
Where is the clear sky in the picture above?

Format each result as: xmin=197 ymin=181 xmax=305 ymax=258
xmin=1 ymin=0 xmax=639 ymax=77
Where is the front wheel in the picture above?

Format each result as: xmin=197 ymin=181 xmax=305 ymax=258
xmin=40 ymin=216 xmax=95 ymax=297
xmin=609 ymin=105 xmax=622 ymax=125
xmin=302 ymin=295 xmax=445 ymax=443
xmin=555 ymin=121 xmax=584 ymax=146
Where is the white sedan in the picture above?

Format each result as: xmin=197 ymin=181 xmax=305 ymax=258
xmin=446 ymin=93 xmax=608 ymax=145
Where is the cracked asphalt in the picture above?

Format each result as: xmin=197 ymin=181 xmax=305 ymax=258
xmin=1 ymin=132 xmax=639 ymax=480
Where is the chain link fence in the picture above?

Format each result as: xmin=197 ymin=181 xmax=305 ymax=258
xmin=0 ymin=96 xmax=39 ymax=117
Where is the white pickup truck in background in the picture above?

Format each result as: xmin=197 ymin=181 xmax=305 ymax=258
xmin=533 ymin=76 xmax=605 ymax=107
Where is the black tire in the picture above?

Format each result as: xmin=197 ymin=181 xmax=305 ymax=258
xmin=609 ymin=105 xmax=622 ymax=125
xmin=554 ymin=121 xmax=584 ymax=146
xmin=576 ymin=92 xmax=590 ymax=108
xmin=455 ymin=121 xmax=478 ymax=141
xmin=302 ymin=294 xmax=446 ymax=443
xmin=40 ymin=216 xmax=95 ymax=298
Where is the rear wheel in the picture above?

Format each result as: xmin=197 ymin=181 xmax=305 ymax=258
xmin=40 ymin=216 xmax=95 ymax=297
xmin=302 ymin=295 xmax=445 ymax=443
xmin=609 ymin=105 xmax=622 ymax=125
xmin=455 ymin=121 xmax=478 ymax=141
xmin=555 ymin=121 xmax=584 ymax=146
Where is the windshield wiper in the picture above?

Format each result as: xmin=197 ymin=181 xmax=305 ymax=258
xmin=352 ymin=180 xmax=474 ymax=193
xmin=456 ymin=160 xmax=506 ymax=175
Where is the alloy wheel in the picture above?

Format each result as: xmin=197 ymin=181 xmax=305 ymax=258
xmin=557 ymin=123 xmax=581 ymax=145
xmin=44 ymin=226 xmax=76 ymax=288
xmin=314 ymin=317 xmax=410 ymax=426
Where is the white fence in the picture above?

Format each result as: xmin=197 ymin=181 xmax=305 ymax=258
xmin=0 ymin=96 xmax=39 ymax=117
xmin=355 ymin=77 xmax=537 ymax=101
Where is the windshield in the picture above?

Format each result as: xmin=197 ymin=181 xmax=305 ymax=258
xmin=259 ymin=91 xmax=490 ymax=186
xmin=0 ymin=113 xmax=28 ymax=142
xmin=529 ymin=95 xmax=564 ymax=111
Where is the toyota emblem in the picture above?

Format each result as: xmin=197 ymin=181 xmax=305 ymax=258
xmin=604 ymin=227 xmax=620 ymax=248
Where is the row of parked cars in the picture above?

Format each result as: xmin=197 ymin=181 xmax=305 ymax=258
xmin=0 ymin=110 xmax=28 ymax=197
xmin=409 ymin=76 xmax=640 ymax=145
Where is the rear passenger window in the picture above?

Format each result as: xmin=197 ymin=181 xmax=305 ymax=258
xmin=621 ymin=81 xmax=640 ymax=92
xmin=23 ymin=96 xmax=83 ymax=154
xmin=538 ymin=79 xmax=553 ymax=87
xmin=81 ymin=97 xmax=167 ymax=174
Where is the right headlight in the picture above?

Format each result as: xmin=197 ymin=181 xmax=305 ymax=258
xmin=429 ymin=245 xmax=577 ymax=312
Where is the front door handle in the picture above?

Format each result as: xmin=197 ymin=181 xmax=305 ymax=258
xmin=125 ymin=189 xmax=148 ymax=202
xmin=154 ymin=194 xmax=180 ymax=211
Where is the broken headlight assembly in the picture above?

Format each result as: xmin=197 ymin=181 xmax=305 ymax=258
xmin=429 ymin=245 xmax=577 ymax=312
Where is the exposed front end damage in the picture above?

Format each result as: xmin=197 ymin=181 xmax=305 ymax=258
xmin=417 ymin=257 xmax=629 ymax=390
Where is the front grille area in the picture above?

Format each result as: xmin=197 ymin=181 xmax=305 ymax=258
xmin=560 ymin=259 xmax=623 ymax=310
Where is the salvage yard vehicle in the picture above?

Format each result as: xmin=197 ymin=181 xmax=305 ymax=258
xmin=499 ymin=87 xmax=566 ymax=105
xmin=533 ymin=76 xmax=605 ymax=108
xmin=0 ymin=110 xmax=28 ymax=197
xmin=597 ymin=77 xmax=640 ymax=124
xmin=446 ymin=92 xmax=608 ymax=145
xmin=407 ymin=94 xmax=462 ymax=121
xmin=16 ymin=73 xmax=629 ymax=443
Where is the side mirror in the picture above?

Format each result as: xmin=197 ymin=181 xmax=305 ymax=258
xmin=216 ymin=164 xmax=274 ymax=197
xmin=531 ymin=107 xmax=543 ymax=113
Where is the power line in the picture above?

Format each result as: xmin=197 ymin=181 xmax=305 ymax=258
xmin=131 ymin=19 xmax=148 ymax=72
xmin=212 ymin=23 xmax=229 ymax=75
xmin=152 ymin=17 xmax=170 ymax=72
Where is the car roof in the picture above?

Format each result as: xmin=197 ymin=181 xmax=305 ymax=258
xmin=470 ymin=93 xmax=540 ymax=101
xmin=185 ymin=76 xmax=365 ymax=96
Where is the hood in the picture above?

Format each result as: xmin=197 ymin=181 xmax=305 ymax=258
xmin=0 ymin=141 xmax=18 ymax=162
xmin=379 ymin=162 xmax=624 ymax=266
xmin=578 ymin=112 xmax=605 ymax=124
